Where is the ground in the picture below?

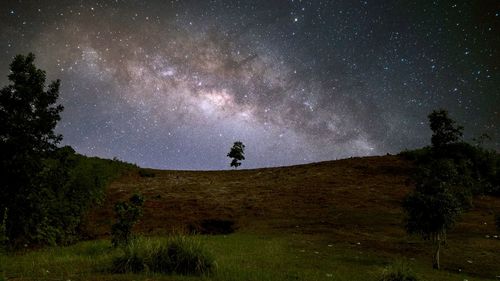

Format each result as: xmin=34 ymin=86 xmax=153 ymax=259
xmin=2 ymin=155 xmax=499 ymax=280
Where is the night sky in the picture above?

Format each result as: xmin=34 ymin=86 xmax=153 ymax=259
xmin=1 ymin=0 xmax=499 ymax=170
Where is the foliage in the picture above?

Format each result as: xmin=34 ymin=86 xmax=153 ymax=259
xmin=227 ymin=141 xmax=245 ymax=168
xmin=0 ymin=53 xmax=63 ymax=247
xmin=428 ymin=109 xmax=463 ymax=148
xmin=164 ymin=235 xmax=215 ymax=275
xmin=112 ymin=236 xmax=215 ymax=275
xmin=111 ymin=194 xmax=145 ymax=247
xmin=400 ymin=113 xmax=499 ymax=197
xmin=403 ymin=170 xmax=462 ymax=240
xmin=403 ymin=160 xmax=464 ymax=270
xmin=402 ymin=109 xmax=474 ymax=270
xmin=33 ymin=147 xmax=135 ymax=245
xmin=399 ymin=147 xmax=433 ymax=162
xmin=379 ymin=261 xmax=419 ymax=281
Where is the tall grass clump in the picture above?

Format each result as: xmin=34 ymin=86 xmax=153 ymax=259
xmin=379 ymin=261 xmax=419 ymax=281
xmin=112 ymin=236 xmax=215 ymax=275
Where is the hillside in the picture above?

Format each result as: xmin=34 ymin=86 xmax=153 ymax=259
xmin=83 ymin=155 xmax=500 ymax=278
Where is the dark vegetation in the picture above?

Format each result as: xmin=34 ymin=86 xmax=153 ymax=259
xmin=111 ymin=193 xmax=145 ymax=247
xmin=401 ymin=109 xmax=499 ymax=269
xmin=112 ymin=236 xmax=215 ymax=275
xmin=227 ymin=141 xmax=245 ymax=168
xmin=379 ymin=261 xmax=419 ymax=281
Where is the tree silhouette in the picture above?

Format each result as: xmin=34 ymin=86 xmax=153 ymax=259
xmin=227 ymin=141 xmax=245 ymax=168
xmin=428 ymin=109 xmax=463 ymax=148
xmin=0 ymin=53 xmax=64 ymax=244
xmin=403 ymin=160 xmax=462 ymax=269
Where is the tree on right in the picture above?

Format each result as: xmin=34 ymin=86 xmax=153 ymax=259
xmin=402 ymin=109 xmax=499 ymax=270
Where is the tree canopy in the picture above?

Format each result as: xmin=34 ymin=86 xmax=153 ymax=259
xmin=403 ymin=159 xmax=463 ymax=269
xmin=428 ymin=109 xmax=463 ymax=148
xmin=227 ymin=141 xmax=245 ymax=168
xmin=0 ymin=53 xmax=64 ymax=245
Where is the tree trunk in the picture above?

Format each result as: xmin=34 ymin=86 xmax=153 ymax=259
xmin=433 ymin=233 xmax=441 ymax=269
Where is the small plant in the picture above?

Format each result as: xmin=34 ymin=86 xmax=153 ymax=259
xmin=379 ymin=261 xmax=419 ymax=281
xmin=111 ymin=194 xmax=144 ymax=247
xmin=112 ymin=236 xmax=215 ymax=275
xmin=111 ymin=238 xmax=147 ymax=273
xmin=164 ymin=235 xmax=215 ymax=275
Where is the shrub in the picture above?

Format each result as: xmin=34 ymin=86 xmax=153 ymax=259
xmin=111 ymin=194 xmax=144 ymax=247
xmin=379 ymin=261 xmax=419 ymax=281
xmin=111 ymin=238 xmax=147 ymax=273
xmin=164 ymin=235 xmax=215 ymax=275
xmin=112 ymin=236 xmax=215 ymax=275
xmin=400 ymin=143 xmax=499 ymax=197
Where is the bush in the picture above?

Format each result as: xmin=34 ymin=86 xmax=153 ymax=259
xmin=379 ymin=261 xmax=419 ymax=281
xmin=400 ymin=143 xmax=499 ymax=197
xmin=111 ymin=194 xmax=144 ymax=247
xmin=112 ymin=236 xmax=215 ymax=275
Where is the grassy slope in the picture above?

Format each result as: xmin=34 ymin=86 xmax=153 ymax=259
xmin=2 ymin=155 xmax=499 ymax=280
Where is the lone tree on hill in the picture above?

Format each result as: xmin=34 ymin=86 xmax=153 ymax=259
xmin=428 ymin=109 xmax=463 ymax=148
xmin=227 ymin=141 xmax=245 ymax=168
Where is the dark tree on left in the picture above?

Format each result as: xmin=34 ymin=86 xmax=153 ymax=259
xmin=0 ymin=53 xmax=63 ymax=245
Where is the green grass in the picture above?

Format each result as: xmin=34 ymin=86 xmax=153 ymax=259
xmin=1 ymin=234 xmax=496 ymax=281
xmin=112 ymin=236 xmax=214 ymax=274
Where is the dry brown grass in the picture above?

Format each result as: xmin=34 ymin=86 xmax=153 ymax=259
xmin=83 ymin=155 xmax=500 ymax=278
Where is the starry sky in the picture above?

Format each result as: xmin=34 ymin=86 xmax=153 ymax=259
xmin=0 ymin=0 xmax=499 ymax=170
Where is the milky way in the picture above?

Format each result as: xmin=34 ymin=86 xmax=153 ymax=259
xmin=1 ymin=0 xmax=499 ymax=169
